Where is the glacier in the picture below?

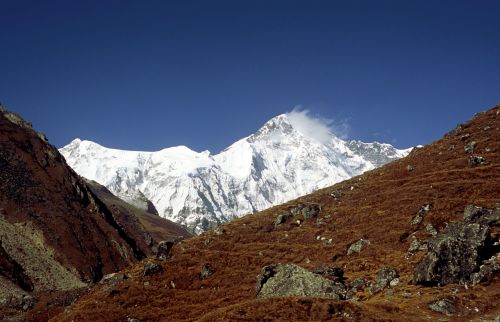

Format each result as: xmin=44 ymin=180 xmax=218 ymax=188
xmin=60 ymin=113 xmax=410 ymax=233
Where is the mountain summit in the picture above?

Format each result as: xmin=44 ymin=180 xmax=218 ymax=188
xmin=60 ymin=113 xmax=410 ymax=233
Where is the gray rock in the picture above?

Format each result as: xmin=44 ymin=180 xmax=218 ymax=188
xmin=414 ymin=205 xmax=499 ymax=286
xmin=428 ymin=299 xmax=456 ymax=315
xmin=301 ymin=204 xmax=321 ymax=219
xmin=345 ymin=278 xmax=369 ymax=300
xmin=156 ymin=240 xmax=174 ymax=261
xmin=349 ymin=278 xmax=368 ymax=290
xmin=370 ymin=267 xmax=399 ymax=293
xmin=200 ymin=263 xmax=215 ymax=279
xmin=128 ymin=318 xmax=145 ymax=322
xmin=274 ymin=213 xmax=290 ymax=226
xmin=464 ymin=141 xmax=476 ymax=154
xmin=471 ymin=253 xmax=500 ymax=285
xmin=411 ymin=213 xmax=424 ymax=225
xmin=463 ymin=204 xmax=486 ymax=221
xmin=21 ymin=295 xmax=35 ymax=311
xmin=389 ymin=277 xmax=400 ymax=287
xmin=469 ymin=155 xmax=485 ymax=166
xmin=408 ymin=238 xmax=427 ymax=254
xmin=330 ymin=190 xmax=343 ymax=200
xmin=256 ymin=264 xmax=347 ymax=300
xmin=406 ymin=165 xmax=415 ymax=172
xmin=411 ymin=204 xmax=432 ymax=225
xmin=143 ymin=261 xmax=163 ymax=276
xmin=101 ymin=273 xmax=128 ymax=288
xmin=213 ymin=225 xmax=225 ymax=235
xmin=290 ymin=204 xmax=304 ymax=216
xmin=347 ymin=239 xmax=370 ymax=255
xmin=426 ymin=223 xmax=438 ymax=236
xmin=312 ymin=266 xmax=345 ymax=282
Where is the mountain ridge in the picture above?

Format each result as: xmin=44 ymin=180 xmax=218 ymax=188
xmin=60 ymin=113 xmax=410 ymax=233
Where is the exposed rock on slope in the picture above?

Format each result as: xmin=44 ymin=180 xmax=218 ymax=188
xmin=60 ymin=113 xmax=409 ymax=233
xmin=414 ymin=204 xmax=499 ymax=285
xmin=50 ymin=105 xmax=500 ymax=321
xmin=256 ymin=264 xmax=347 ymax=300
xmin=0 ymin=109 xmax=191 ymax=319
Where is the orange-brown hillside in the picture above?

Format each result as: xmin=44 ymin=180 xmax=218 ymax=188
xmin=0 ymin=107 xmax=192 ymax=321
xmin=52 ymin=105 xmax=500 ymax=321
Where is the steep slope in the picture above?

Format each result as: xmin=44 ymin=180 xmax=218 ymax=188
xmin=0 ymin=108 xmax=191 ymax=320
xmin=60 ymin=113 xmax=409 ymax=233
xmin=53 ymin=105 xmax=500 ymax=321
xmin=85 ymin=179 xmax=192 ymax=243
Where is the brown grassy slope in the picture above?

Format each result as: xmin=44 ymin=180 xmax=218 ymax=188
xmin=54 ymin=106 xmax=500 ymax=322
xmin=0 ymin=108 xmax=192 ymax=320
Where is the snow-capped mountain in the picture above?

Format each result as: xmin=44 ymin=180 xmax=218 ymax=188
xmin=60 ymin=113 xmax=410 ymax=233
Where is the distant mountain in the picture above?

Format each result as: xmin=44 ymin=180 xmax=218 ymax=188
xmin=60 ymin=113 xmax=410 ymax=233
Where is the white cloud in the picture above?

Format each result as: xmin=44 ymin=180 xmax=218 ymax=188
xmin=286 ymin=107 xmax=350 ymax=144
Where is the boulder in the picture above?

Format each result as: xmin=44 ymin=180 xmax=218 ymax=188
xmin=330 ymin=190 xmax=343 ymax=200
xmin=101 ymin=273 xmax=128 ymax=289
xmin=143 ymin=261 xmax=163 ymax=276
xmin=407 ymin=238 xmax=428 ymax=255
xmin=256 ymin=264 xmax=347 ymax=300
xmin=301 ymin=204 xmax=321 ymax=219
xmin=468 ymin=155 xmax=485 ymax=166
xmin=411 ymin=204 xmax=432 ymax=225
xmin=464 ymin=141 xmax=476 ymax=154
xmin=274 ymin=213 xmax=290 ymax=226
xmin=200 ymin=263 xmax=215 ymax=279
xmin=370 ymin=267 xmax=399 ymax=293
xmin=288 ymin=203 xmax=321 ymax=220
xmin=156 ymin=240 xmax=174 ymax=261
xmin=428 ymin=299 xmax=456 ymax=315
xmin=345 ymin=278 xmax=369 ymax=300
xmin=425 ymin=223 xmax=438 ymax=236
xmin=414 ymin=205 xmax=499 ymax=286
xmin=471 ymin=253 xmax=500 ymax=285
xmin=347 ymin=239 xmax=370 ymax=255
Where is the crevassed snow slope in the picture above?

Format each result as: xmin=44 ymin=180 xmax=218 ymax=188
xmin=60 ymin=114 xmax=410 ymax=233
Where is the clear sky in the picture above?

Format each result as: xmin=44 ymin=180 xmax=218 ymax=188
xmin=1 ymin=0 xmax=499 ymax=152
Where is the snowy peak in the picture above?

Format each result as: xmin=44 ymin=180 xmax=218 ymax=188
xmin=248 ymin=114 xmax=295 ymax=142
xmin=60 ymin=113 xmax=411 ymax=233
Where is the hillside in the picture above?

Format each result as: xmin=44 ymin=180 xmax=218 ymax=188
xmin=51 ymin=105 xmax=500 ymax=321
xmin=0 ymin=107 xmax=192 ymax=321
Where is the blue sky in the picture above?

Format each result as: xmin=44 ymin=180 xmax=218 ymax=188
xmin=1 ymin=0 xmax=499 ymax=152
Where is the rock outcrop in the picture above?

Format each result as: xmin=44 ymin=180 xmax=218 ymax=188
xmin=256 ymin=264 xmax=347 ymax=300
xmin=414 ymin=205 xmax=499 ymax=285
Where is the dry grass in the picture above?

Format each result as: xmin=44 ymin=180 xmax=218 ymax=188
xmin=44 ymin=106 xmax=500 ymax=321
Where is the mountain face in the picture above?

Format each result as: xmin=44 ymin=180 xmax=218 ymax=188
xmin=60 ymin=114 xmax=410 ymax=233
xmin=54 ymin=106 xmax=500 ymax=322
xmin=0 ymin=107 xmax=191 ymax=318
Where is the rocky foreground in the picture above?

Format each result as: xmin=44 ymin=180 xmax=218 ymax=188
xmin=43 ymin=105 xmax=500 ymax=321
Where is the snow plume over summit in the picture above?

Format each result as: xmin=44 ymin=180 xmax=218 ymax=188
xmin=61 ymin=113 xmax=410 ymax=233
xmin=286 ymin=108 xmax=349 ymax=143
